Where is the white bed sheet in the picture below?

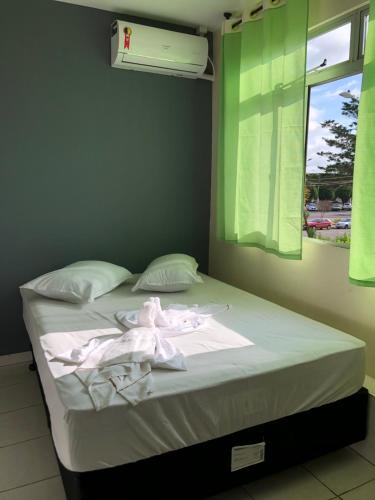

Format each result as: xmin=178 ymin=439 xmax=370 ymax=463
xmin=21 ymin=275 xmax=365 ymax=472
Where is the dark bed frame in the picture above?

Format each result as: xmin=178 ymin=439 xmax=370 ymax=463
xmin=30 ymin=355 xmax=369 ymax=500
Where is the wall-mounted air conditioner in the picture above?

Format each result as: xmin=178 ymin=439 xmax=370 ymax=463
xmin=111 ymin=20 xmax=209 ymax=79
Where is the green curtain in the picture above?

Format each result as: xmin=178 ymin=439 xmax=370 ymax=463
xmin=349 ymin=1 xmax=375 ymax=286
xmin=217 ymin=0 xmax=309 ymax=259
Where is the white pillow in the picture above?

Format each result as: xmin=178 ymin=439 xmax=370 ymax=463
xmin=132 ymin=254 xmax=203 ymax=292
xmin=21 ymin=260 xmax=132 ymax=303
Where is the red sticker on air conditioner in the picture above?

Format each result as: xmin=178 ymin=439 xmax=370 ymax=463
xmin=124 ymin=27 xmax=132 ymax=49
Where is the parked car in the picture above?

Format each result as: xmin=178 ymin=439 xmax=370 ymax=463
xmin=335 ymin=218 xmax=351 ymax=229
xmin=343 ymin=202 xmax=352 ymax=210
xmin=306 ymin=218 xmax=333 ymax=230
xmin=306 ymin=203 xmax=317 ymax=211
xmin=331 ymin=202 xmax=343 ymax=211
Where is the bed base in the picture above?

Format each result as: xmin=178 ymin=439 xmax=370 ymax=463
xmin=57 ymin=390 xmax=368 ymax=499
xmin=31 ymin=350 xmax=368 ymax=499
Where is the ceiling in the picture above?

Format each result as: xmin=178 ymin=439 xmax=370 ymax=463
xmin=55 ymin=0 xmax=252 ymax=30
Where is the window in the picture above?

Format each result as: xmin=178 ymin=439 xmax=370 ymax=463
xmin=305 ymin=74 xmax=362 ymax=244
xmin=307 ymin=23 xmax=352 ymax=72
xmin=306 ymin=8 xmax=369 ymax=87
xmin=304 ymin=6 xmax=369 ymax=246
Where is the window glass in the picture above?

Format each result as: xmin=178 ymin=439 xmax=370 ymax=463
xmin=304 ymin=74 xmax=362 ymax=244
xmin=307 ymin=23 xmax=351 ymax=72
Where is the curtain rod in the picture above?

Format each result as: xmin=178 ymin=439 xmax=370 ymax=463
xmin=231 ymin=0 xmax=284 ymax=30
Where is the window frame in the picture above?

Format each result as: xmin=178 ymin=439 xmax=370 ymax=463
xmin=303 ymin=5 xmax=369 ymax=246
xmin=306 ymin=6 xmax=368 ymax=88
xmin=359 ymin=9 xmax=370 ymax=57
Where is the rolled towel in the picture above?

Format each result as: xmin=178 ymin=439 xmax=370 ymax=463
xmin=151 ymin=297 xmax=170 ymax=327
xmin=137 ymin=300 xmax=156 ymax=328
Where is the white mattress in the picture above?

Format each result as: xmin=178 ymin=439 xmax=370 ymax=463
xmin=21 ymin=275 xmax=365 ymax=472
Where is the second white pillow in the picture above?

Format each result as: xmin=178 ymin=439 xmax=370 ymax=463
xmin=132 ymin=254 xmax=203 ymax=293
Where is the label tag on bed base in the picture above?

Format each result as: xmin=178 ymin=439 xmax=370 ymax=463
xmin=231 ymin=442 xmax=265 ymax=472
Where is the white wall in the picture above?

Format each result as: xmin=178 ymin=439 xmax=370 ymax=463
xmin=310 ymin=0 xmax=368 ymax=28
xmin=209 ymin=0 xmax=375 ymax=377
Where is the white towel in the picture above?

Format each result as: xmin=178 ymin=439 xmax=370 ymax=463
xmin=152 ymin=333 xmax=186 ymax=371
xmin=116 ymin=300 xmax=230 ymax=338
xmin=137 ymin=300 xmax=157 ymax=328
xmin=76 ymin=363 xmax=153 ymax=410
xmin=54 ymin=328 xmax=156 ymax=369
xmin=52 ymin=323 xmax=185 ymax=410
xmin=137 ymin=297 xmax=174 ymax=328
xmin=48 ymin=300 xmax=229 ymax=410
xmin=151 ymin=297 xmax=170 ymax=327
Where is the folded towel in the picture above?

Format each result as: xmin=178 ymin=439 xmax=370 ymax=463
xmin=116 ymin=300 xmax=230 ymax=338
xmin=151 ymin=296 xmax=170 ymax=327
xmin=137 ymin=300 xmax=157 ymax=328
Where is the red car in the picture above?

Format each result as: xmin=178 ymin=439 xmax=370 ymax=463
xmin=306 ymin=218 xmax=333 ymax=230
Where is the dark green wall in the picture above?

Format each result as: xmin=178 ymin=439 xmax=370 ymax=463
xmin=0 ymin=0 xmax=211 ymax=355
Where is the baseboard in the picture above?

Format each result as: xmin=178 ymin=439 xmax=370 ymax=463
xmin=0 ymin=351 xmax=32 ymax=367
xmin=364 ymin=375 xmax=375 ymax=397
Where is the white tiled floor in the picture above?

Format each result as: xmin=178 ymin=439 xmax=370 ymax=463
xmin=1 ymin=362 xmax=375 ymax=500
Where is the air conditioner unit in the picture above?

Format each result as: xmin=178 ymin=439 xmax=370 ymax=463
xmin=111 ymin=20 xmax=208 ymax=79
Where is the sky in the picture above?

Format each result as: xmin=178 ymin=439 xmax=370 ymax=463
xmin=307 ymin=23 xmax=352 ymax=72
xmin=306 ymin=74 xmax=362 ymax=173
xmin=305 ymin=23 xmax=363 ymax=174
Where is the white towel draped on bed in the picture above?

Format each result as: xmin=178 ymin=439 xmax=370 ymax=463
xmin=52 ymin=326 xmax=186 ymax=410
xmin=49 ymin=298 xmax=225 ymax=410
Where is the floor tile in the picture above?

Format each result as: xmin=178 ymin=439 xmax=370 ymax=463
xmin=208 ymin=486 xmax=252 ymax=499
xmin=304 ymin=448 xmax=375 ymax=495
xmin=0 ymin=477 xmax=66 ymax=500
xmin=243 ymin=466 xmax=335 ymax=500
xmin=0 ymin=436 xmax=59 ymax=491
xmin=0 ymin=405 xmax=48 ymax=447
xmin=0 ymin=363 xmax=36 ymax=389
xmin=0 ymin=380 xmax=42 ymax=414
xmin=341 ymin=479 xmax=375 ymax=500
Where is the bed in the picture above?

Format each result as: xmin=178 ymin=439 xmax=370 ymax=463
xmin=21 ymin=274 xmax=368 ymax=499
